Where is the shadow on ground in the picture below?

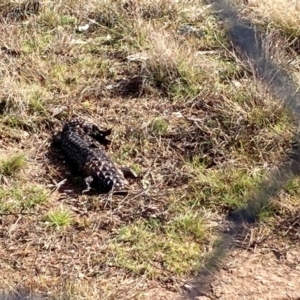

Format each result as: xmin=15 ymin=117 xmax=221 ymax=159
xmin=183 ymin=0 xmax=300 ymax=299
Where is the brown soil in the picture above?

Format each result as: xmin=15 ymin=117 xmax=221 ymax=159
xmin=144 ymin=245 xmax=300 ymax=300
xmin=209 ymin=245 xmax=300 ymax=300
xmin=168 ymin=231 xmax=300 ymax=300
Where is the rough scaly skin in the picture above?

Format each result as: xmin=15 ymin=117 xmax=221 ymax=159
xmin=56 ymin=117 xmax=137 ymax=194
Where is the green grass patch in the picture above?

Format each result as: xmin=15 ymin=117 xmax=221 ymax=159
xmin=0 ymin=154 xmax=26 ymax=177
xmin=150 ymin=117 xmax=169 ymax=135
xmin=186 ymin=156 xmax=265 ymax=210
xmin=45 ymin=207 xmax=73 ymax=228
xmin=108 ymin=216 xmax=209 ymax=278
xmin=0 ymin=185 xmax=48 ymax=213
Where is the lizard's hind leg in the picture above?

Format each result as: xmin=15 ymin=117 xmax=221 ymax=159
xmin=121 ymin=167 xmax=138 ymax=179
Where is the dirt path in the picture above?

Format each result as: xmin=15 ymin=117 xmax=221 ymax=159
xmin=179 ymin=230 xmax=300 ymax=300
xmin=142 ymin=234 xmax=300 ymax=300
xmin=208 ymin=245 xmax=300 ymax=300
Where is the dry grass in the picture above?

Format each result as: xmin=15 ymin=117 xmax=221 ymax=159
xmin=247 ymin=0 xmax=300 ymax=38
xmin=0 ymin=0 xmax=299 ymax=299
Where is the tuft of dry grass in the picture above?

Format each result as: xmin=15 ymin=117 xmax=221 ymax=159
xmin=247 ymin=0 xmax=300 ymax=38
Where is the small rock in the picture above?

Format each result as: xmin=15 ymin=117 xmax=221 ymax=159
xmin=76 ymin=24 xmax=90 ymax=32
xmin=106 ymin=84 xmax=115 ymax=90
xmin=177 ymin=24 xmax=203 ymax=38
xmin=172 ymin=111 xmax=184 ymax=118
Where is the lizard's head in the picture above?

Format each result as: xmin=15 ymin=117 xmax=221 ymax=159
xmin=90 ymin=125 xmax=112 ymax=146
xmin=52 ymin=132 xmax=62 ymax=146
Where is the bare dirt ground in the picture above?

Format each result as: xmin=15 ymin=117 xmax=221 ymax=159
xmin=210 ymin=246 xmax=300 ymax=300
xmin=142 ymin=237 xmax=300 ymax=300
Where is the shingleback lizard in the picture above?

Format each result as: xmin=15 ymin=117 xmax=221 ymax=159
xmin=54 ymin=117 xmax=137 ymax=194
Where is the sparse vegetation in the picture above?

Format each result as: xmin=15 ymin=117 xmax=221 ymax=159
xmin=0 ymin=0 xmax=299 ymax=299
xmin=0 ymin=154 xmax=26 ymax=177
xmin=45 ymin=207 xmax=73 ymax=228
xmin=0 ymin=185 xmax=48 ymax=213
xmin=150 ymin=117 xmax=169 ymax=134
xmin=108 ymin=217 xmax=206 ymax=278
xmin=247 ymin=0 xmax=300 ymax=38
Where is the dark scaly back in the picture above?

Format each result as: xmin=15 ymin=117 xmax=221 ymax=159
xmin=61 ymin=129 xmax=92 ymax=169
xmin=60 ymin=117 xmax=129 ymax=193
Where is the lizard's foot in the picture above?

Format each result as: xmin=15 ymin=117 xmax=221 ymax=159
xmin=121 ymin=167 xmax=138 ymax=179
xmin=82 ymin=176 xmax=93 ymax=193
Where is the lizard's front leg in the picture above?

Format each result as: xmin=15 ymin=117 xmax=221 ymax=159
xmin=82 ymin=176 xmax=94 ymax=193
